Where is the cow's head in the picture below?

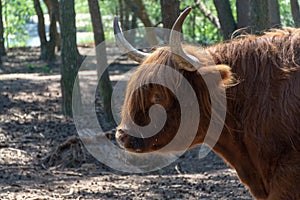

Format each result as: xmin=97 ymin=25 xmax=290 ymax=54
xmin=115 ymin=7 xmax=232 ymax=153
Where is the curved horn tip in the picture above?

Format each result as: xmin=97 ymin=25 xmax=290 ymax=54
xmin=171 ymin=7 xmax=192 ymax=32
xmin=170 ymin=6 xmax=200 ymax=71
xmin=183 ymin=7 xmax=192 ymax=13
xmin=180 ymin=7 xmax=192 ymax=19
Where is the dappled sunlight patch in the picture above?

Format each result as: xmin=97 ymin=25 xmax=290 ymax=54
xmin=0 ymin=147 xmax=33 ymax=165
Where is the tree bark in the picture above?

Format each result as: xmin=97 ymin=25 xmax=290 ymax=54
xmin=0 ymin=0 xmax=6 ymax=56
xmin=213 ymin=0 xmax=237 ymax=40
xmin=124 ymin=0 xmax=157 ymax=45
xmin=160 ymin=0 xmax=180 ymax=29
xmin=33 ymin=0 xmax=57 ymax=62
xmin=160 ymin=0 xmax=180 ymax=42
xmin=118 ymin=0 xmax=136 ymax=44
xmin=118 ymin=0 xmax=124 ymax=28
xmin=88 ymin=0 xmax=114 ymax=126
xmin=33 ymin=0 xmax=47 ymax=57
xmin=236 ymin=0 xmax=249 ymax=28
xmin=43 ymin=0 xmax=61 ymax=51
xmin=44 ymin=0 xmax=60 ymax=24
xmin=124 ymin=1 xmax=130 ymax=30
xmin=46 ymin=6 xmax=57 ymax=61
xmin=268 ymin=0 xmax=281 ymax=28
xmin=60 ymin=0 xmax=81 ymax=116
xmin=249 ymin=0 xmax=270 ymax=33
xmin=118 ymin=0 xmax=130 ymax=31
xmin=291 ymin=0 xmax=300 ymax=27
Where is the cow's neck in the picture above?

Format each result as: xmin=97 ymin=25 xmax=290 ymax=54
xmin=200 ymin=45 xmax=273 ymax=198
xmin=210 ymin=122 xmax=269 ymax=198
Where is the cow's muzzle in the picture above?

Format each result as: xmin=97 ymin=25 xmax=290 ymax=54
xmin=116 ymin=128 xmax=145 ymax=153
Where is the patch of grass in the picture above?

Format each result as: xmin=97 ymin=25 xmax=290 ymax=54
xmin=41 ymin=64 xmax=52 ymax=73
xmin=27 ymin=64 xmax=38 ymax=71
xmin=26 ymin=64 xmax=52 ymax=73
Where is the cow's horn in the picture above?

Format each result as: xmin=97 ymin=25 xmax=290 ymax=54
xmin=169 ymin=7 xmax=200 ymax=71
xmin=114 ymin=16 xmax=149 ymax=62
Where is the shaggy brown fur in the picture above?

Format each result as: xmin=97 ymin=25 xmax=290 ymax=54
xmin=210 ymin=28 xmax=300 ymax=199
xmin=116 ymin=28 xmax=300 ymax=200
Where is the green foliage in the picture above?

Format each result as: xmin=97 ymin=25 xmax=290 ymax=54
xmin=181 ymin=0 xmax=222 ymax=44
xmin=98 ymin=0 xmax=118 ymax=41
xmin=135 ymin=0 xmax=222 ymax=44
xmin=26 ymin=64 xmax=37 ymax=70
xmin=74 ymin=0 xmax=118 ymax=43
xmin=90 ymin=0 xmax=299 ymax=45
xmin=26 ymin=63 xmax=53 ymax=73
xmin=75 ymin=0 xmax=89 ymax=14
xmin=3 ymin=0 xmax=35 ymax=47
xmin=279 ymin=0 xmax=294 ymax=27
xmin=71 ymin=0 xmax=300 ymax=45
xmin=41 ymin=64 xmax=52 ymax=73
xmin=1 ymin=0 xmax=299 ymax=47
xmin=144 ymin=0 xmax=161 ymax=24
xmin=88 ymin=0 xmax=222 ymax=45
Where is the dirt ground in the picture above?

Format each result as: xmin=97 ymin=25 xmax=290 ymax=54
xmin=0 ymin=47 xmax=253 ymax=200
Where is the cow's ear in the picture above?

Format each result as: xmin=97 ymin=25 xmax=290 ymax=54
xmin=215 ymin=64 xmax=232 ymax=83
xmin=198 ymin=64 xmax=232 ymax=85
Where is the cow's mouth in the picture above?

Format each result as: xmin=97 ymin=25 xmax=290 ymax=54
xmin=116 ymin=129 xmax=146 ymax=153
xmin=115 ymin=129 xmax=164 ymax=153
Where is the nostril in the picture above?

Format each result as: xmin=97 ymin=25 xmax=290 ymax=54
xmin=117 ymin=129 xmax=129 ymax=143
xmin=118 ymin=128 xmax=125 ymax=135
xmin=119 ymin=134 xmax=128 ymax=143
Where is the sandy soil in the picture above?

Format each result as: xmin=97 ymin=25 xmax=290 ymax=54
xmin=0 ymin=47 xmax=253 ymax=200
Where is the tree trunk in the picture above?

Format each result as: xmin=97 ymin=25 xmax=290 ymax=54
xmin=118 ymin=0 xmax=124 ymax=28
xmin=124 ymin=0 xmax=157 ymax=45
xmin=213 ymin=0 xmax=237 ymax=40
xmin=249 ymin=0 xmax=270 ymax=33
xmin=124 ymin=1 xmax=130 ymax=30
xmin=88 ymin=0 xmax=114 ymax=126
xmin=0 ymin=0 xmax=6 ymax=56
xmin=160 ymin=0 xmax=180 ymax=42
xmin=44 ymin=0 xmax=61 ymax=51
xmin=291 ymin=0 xmax=300 ymax=27
xmin=118 ymin=0 xmax=130 ymax=31
xmin=44 ymin=0 xmax=60 ymax=24
xmin=160 ymin=0 xmax=180 ymax=29
xmin=33 ymin=0 xmax=47 ymax=58
xmin=60 ymin=0 xmax=81 ymax=116
xmin=268 ymin=0 xmax=281 ymax=28
xmin=47 ymin=8 xmax=57 ymax=61
xmin=33 ymin=0 xmax=56 ymax=62
xmin=131 ymin=12 xmax=137 ymax=29
xmin=236 ymin=0 xmax=249 ymax=29
xmin=126 ymin=11 xmax=137 ymax=44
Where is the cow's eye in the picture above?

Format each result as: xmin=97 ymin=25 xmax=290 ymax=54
xmin=142 ymin=85 xmax=149 ymax=90
xmin=153 ymin=93 xmax=161 ymax=103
